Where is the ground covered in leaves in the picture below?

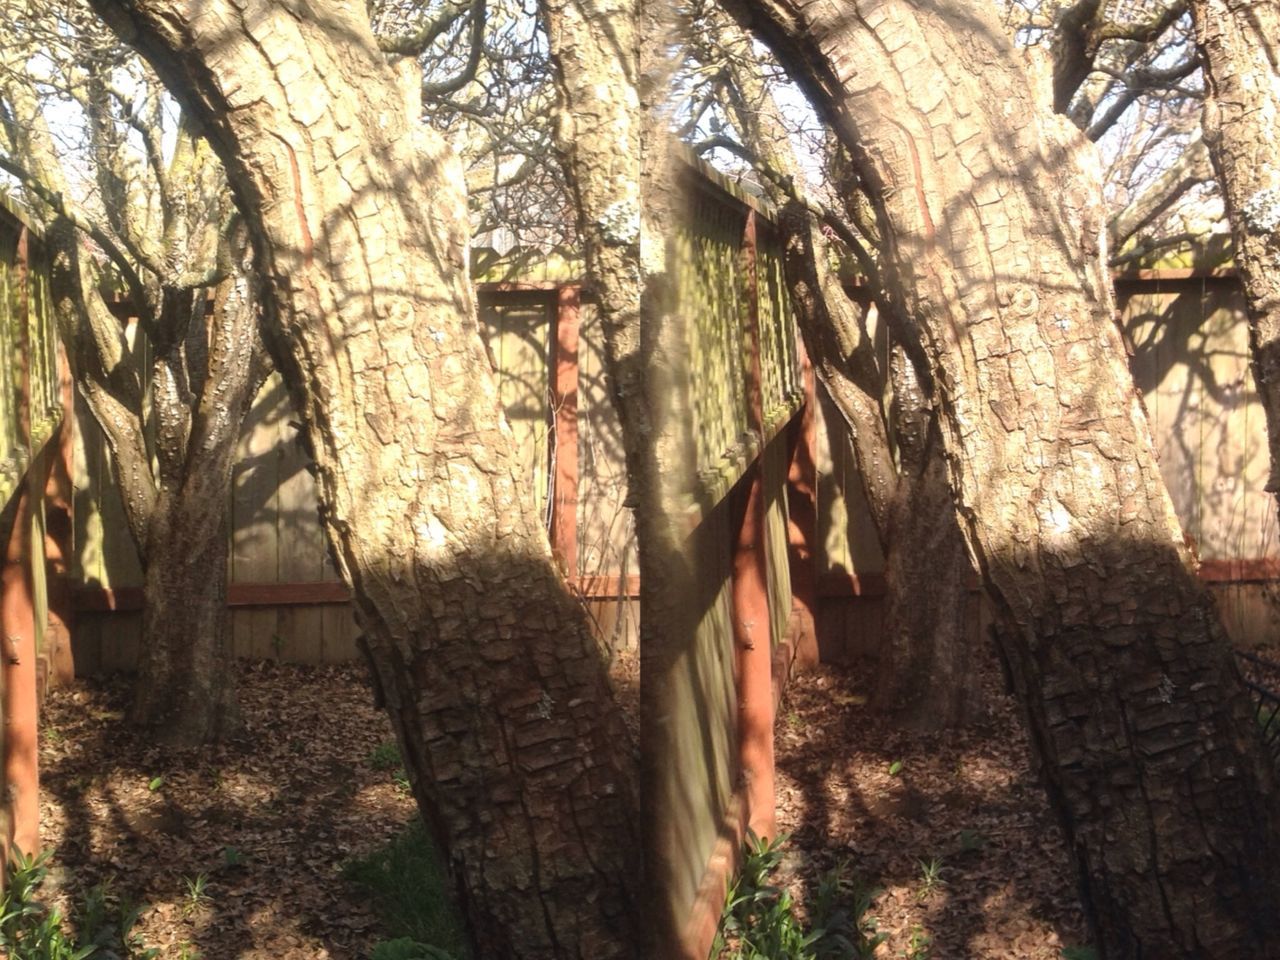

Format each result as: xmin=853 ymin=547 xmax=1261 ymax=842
xmin=772 ymin=651 xmax=1088 ymax=959
xmin=38 ymin=661 xmax=420 ymax=959
xmin=37 ymin=651 xmax=1088 ymax=959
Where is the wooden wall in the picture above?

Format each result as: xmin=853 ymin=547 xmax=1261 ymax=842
xmin=1120 ymin=272 xmax=1280 ymax=646
xmin=0 ymin=199 xmax=66 ymax=865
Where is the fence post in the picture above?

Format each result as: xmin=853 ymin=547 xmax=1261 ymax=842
xmin=734 ymin=210 xmax=776 ymax=841
xmin=2 ymin=225 xmax=41 ymax=858
xmin=550 ymin=285 xmax=580 ymax=580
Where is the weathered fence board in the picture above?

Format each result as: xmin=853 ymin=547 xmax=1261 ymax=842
xmin=0 ymin=198 xmax=68 ymax=868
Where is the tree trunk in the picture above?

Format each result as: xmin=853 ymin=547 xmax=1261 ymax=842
xmin=130 ymin=273 xmax=265 ymax=745
xmin=543 ymin=2 xmax=698 ymax=950
xmin=14 ymin=78 xmax=255 ymax=746
xmin=720 ymin=0 xmax=1280 ymax=953
xmin=130 ymin=488 xmax=238 ymax=744
xmin=1188 ymin=0 xmax=1280 ymax=500
xmin=91 ymin=1 xmax=641 ymax=955
xmin=877 ymin=347 xmax=974 ymax=728
xmin=780 ymin=203 xmax=975 ymax=728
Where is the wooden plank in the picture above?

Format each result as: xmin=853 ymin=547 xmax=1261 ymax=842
xmin=550 ymin=286 xmax=581 ymax=576
xmin=1212 ymin=582 xmax=1280 ymax=648
xmin=569 ymin=574 xmax=640 ymax=598
xmin=69 ymin=613 xmax=103 ymax=677
xmin=3 ymin=479 xmax=40 ymax=856
xmin=232 ymin=375 xmax=284 ymax=659
xmin=816 ymin=571 xmax=889 ymax=598
xmin=576 ymin=299 xmax=636 ymax=580
xmin=275 ymin=391 xmax=324 ymax=663
xmin=487 ymin=296 xmax=552 ymax=519
xmin=229 ymin=609 xmax=253 ymax=659
xmin=97 ymin=612 xmax=142 ymax=673
xmin=321 ymin=604 xmax=361 ymax=663
xmin=1198 ymin=558 xmax=1280 ymax=582
xmin=1113 ymin=267 xmax=1237 ymax=283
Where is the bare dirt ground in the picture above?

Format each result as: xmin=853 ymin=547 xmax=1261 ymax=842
xmin=38 ymin=661 xmax=417 ymax=960
xmin=773 ymin=650 xmax=1088 ymax=959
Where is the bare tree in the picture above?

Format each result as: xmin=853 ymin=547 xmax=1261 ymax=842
xmin=0 ymin=2 xmax=268 ymax=746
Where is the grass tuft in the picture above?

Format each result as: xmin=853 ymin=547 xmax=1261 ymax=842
xmin=344 ymin=819 xmax=469 ymax=959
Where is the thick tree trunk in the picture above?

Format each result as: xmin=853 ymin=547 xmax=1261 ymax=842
xmin=1189 ymin=0 xmax=1280 ymax=500
xmin=721 ymin=0 xmax=1280 ymax=954
xmin=91 ymin=1 xmax=641 ymax=955
xmin=878 ymin=348 xmax=974 ymax=728
xmin=543 ymin=3 xmax=697 ymax=951
xmin=130 ymin=489 xmax=238 ymax=744
xmin=21 ymin=83 xmax=253 ymax=746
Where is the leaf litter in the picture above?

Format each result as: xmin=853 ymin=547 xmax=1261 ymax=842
xmin=37 ymin=648 xmax=1088 ymax=958
xmin=772 ymin=648 xmax=1088 ymax=959
xmin=38 ymin=660 xmax=419 ymax=959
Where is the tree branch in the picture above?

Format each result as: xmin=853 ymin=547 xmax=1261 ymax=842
xmin=422 ymin=0 xmax=488 ymax=98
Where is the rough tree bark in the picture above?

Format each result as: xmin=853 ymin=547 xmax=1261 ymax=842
xmin=1188 ymin=0 xmax=1280 ymax=501
xmin=90 ymin=0 xmax=641 ymax=955
xmin=127 ymin=265 xmax=268 ymax=742
xmin=46 ymin=225 xmax=266 ymax=745
xmin=719 ymin=0 xmax=1280 ymax=954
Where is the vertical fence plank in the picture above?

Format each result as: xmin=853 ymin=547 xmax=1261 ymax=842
xmin=275 ymin=406 xmax=324 ymax=664
xmin=551 ymin=286 xmax=581 ymax=576
xmin=232 ymin=375 xmax=283 ymax=659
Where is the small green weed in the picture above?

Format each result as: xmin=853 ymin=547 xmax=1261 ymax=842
xmin=916 ymin=858 xmax=946 ymax=901
xmin=146 ymin=776 xmax=164 ymax=793
xmin=713 ymin=832 xmax=885 ymax=959
xmin=222 ymin=846 xmax=248 ymax=869
xmin=0 ymin=849 xmax=160 ymax=960
xmin=370 ymin=740 xmax=403 ymax=771
xmin=905 ymin=926 xmax=932 ymax=959
xmin=344 ymin=819 xmax=469 ymax=959
xmin=182 ymin=873 xmax=211 ymax=918
xmin=1062 ymin=948 xmax=1099 ymax=960
xmin=369 ymin=937 xmax=457 ymax=960
xmin=888 ymin=760 xmax=904 ymax=777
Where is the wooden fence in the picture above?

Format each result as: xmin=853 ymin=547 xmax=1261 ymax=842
xmin=70 ymin=283 xmax=641 ymax=668
xmin=653 ymin=156 xmax=810 ymax=959
xmin=0 ymin=196 xmax=71 ymax=868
